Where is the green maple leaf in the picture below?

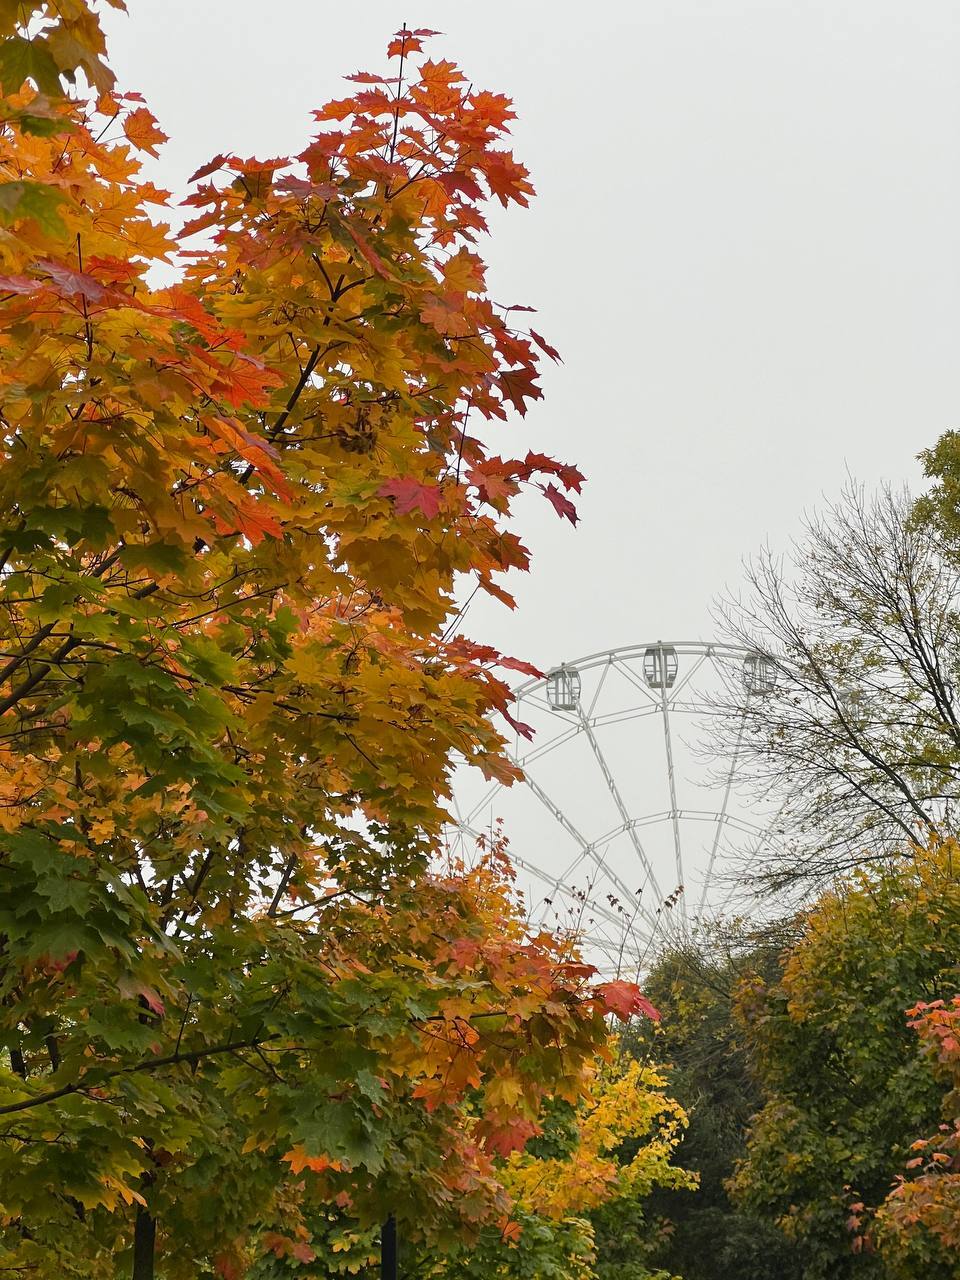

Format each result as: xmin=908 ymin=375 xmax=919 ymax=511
xmin=0 ymin=36 xmax=61 ymax=95
xmin=295 ymin=1100 xmax=385 ymax=1174
xmin=0 ymin=179 xmax=66 ymax=236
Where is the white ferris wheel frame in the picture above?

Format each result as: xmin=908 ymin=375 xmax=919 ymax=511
xmin=450 ymin=640 xmax=772 ymax=971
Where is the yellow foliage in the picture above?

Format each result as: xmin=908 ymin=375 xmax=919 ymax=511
xmin=501 ymin=1059 xmax=697 ymax=1220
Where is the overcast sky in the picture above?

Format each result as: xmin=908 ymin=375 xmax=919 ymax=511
xmin=103 ymin=1 xmax=960 ymax=668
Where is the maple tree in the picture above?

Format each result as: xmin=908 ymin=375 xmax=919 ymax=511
xmin=257 ymin=1054 xmax=695 ymax=1280
xmin=0 ymin=4 xmax=663 ymax=1278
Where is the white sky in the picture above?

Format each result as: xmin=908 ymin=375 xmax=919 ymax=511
xmin=103 ymin=1 xmax=959 ymax=665
xmin=98 ymin=2 xmax=960 ymax=943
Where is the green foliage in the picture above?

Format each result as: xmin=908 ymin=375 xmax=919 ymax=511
xmin=617 ymin=932 xmax=801 ymax=1280
xmin=916 ymin=430 xmax=960 ymax=549
xmin=729 ymin=841 xmax=960 ymax=1279
xmin=413 ymin=1212 xmax=597 ymax=1280
xmin=590 ymin=1196 xmax=681 ymax=1280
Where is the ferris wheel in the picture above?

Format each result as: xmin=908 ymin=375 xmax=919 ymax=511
xmin=448 ymin=641 xmax=778 ymax=975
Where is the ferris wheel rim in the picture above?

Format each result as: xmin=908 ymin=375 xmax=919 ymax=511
xmin=451 ymin=638 xmax=773 ymax=973
xmin=511 ymin=640 xmax=756 ymax=701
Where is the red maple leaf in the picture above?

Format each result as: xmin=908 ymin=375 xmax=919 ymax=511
xmin=379 ymin=476 xmax=443 ymax=518
xmin=188 ymin=153 xmax=229 ymax=183
xmin=342 ymin=219 xmax=392 ymax=279
xmin=541 ymin=483 xmax=579 ymax=525
xmin=530 ymin=329 xmax=562 ymax=362
xmin=214 ymin=1254 xmax=242 ymax=1280
xmin=117 ymin=976 xmax=165 ymax=1017
xmin=38 ymin=260 xmax=105 ymax=302
xmin=468 ymin=90 xmax=517 ymax=129
xmin=0 ymin=273 xmax=38 ymax=294
xmin=482 ymin=149 xmax=535 ymax=208
xmin=345 ymin=71 xmax=398 ymax=86
xmin=87 ymin=256 xmax=143 ymax=284
xmin=214 ymin=354 xmax=283 ymax=409
xmin=437 ymin=169 xmax=484 ymax=203
xmin=467 ymin=464 xmax=518 ymax=505
xmin=498 ymin=366 xmax=542 ymax=415
xmin=498 ymin=654 xmax=543 ymax=677
xmin=557 ymin=961 xmax=598 ymax=981
xmin=524 ymin=452 xmax=585 ymax=492
xmin=444 ymin=637 xmax=542 ymax=679
xmin=387 ymin=28 xmax=441 ymax=58
xmin=596 ymin=980 xmax=661 ymax=1023
xmin=483 ymin=1117 xmax=540 ymax=1157
xmin=500 ymin=702 xmax=534 ymax=741
xmin=420 ymin=294 xmax=473 ymax=337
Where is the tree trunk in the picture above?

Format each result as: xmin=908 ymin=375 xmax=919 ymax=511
xmin=380 ymin=1215 xmax=397 ymax=1280
xmin=132 ymin=1206 xmax=156 ymax=1280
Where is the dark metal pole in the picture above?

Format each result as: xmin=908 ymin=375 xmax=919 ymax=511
xmin=380 ymin=1215 xmax=398 ymax=1280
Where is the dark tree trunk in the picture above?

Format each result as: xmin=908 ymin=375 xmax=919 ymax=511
xmin=380 ymin=1215 xmax=398 ymax=1280
xmin=131 ymin=1206 xmax=156 ymax=1280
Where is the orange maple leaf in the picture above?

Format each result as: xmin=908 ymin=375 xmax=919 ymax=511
xmin=282 ymin=1145 xmax=343 ymax=1175
xmin=123 ymin=106 xmax=168 ymax=157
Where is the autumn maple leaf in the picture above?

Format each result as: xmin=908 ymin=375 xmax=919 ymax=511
xmin=500 ymin=702 xmax=535 ymax=741
xmin=123 ymin=106 xmax=168 ymax=156
xmin=444 ymin=638 xmax=543 ymax=679
xmin=529 ymin=328 xmax=562 ymax=362
xmin=39 ymin=259 xmax=106 ymax=301
xmin=117 ymin=976 xmax=165 ymax=1017
xmin=282 ymin=1146 xmax=343 ymax=1175
xmin=483 ymin=1117 xmax=541 ymax=1157
xmin=596 ymin=980 xmax=661 ymax=1023
xmin=498 ymin=366 xmax=542 ymax=415
xmin=541 ymin=483 xmax=579 ymax=525
xmin=468 ymin=465 xmax=518 ymax=505
xmin=379 ymin=476 xmax=443 ymax=518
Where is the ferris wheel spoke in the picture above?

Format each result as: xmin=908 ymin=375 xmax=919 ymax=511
xmin=585 ymin=655 xmax=613 ymax=718
xmin=697 ymin=710 xmax=747 ymax=917
xmin=558 ymin=835 xmax=649 ymax=929
xmin=519 ymin=765 xmax=663 ymax=935
xmin=558 ymin=842 xmax=598 ymax=885
xmin=462 ymin=778 xmax=508 ymax=830
xmin=518 ymin=691 xmax=577 ymax=724
xmin=576 ymin=705 xmax=664 ymax=906
xmin=657 ymin=677 xmax=687 ymax=928
xmin=712 ymin=804 xmax=784 ymax=915
xmin=589 ymin=703 xmax=661 ymax=730
xmin=509 ymin=849 xmax=654 ymax=939
xmin=449 ymin=789 xmax=467 ymax=826
xmin=515 ymin=721 xmax=582 ymax=769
